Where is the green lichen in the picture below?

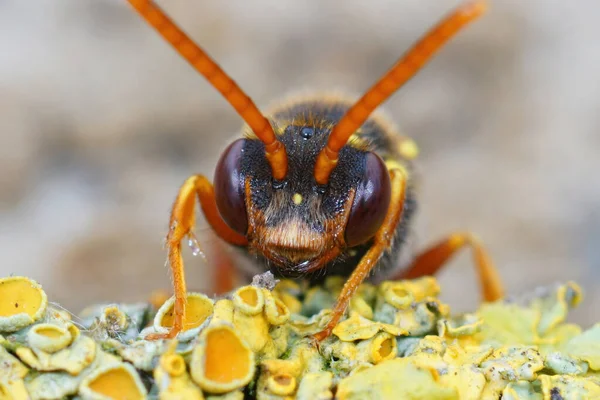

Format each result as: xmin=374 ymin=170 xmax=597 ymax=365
xmin=0 ymin=275 xmax=598 ymax=399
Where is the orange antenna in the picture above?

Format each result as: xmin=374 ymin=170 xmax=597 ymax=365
xmin=314 ymin=0 xmax=487 ymax=185
xmin=127 ymin=0 xmax=288 ymax=180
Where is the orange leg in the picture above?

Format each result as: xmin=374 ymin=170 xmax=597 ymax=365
xmin=313 ymin=168 xmax=407 ymax=341
xmin=146 ymin=175 xmax=248 ymax=340
xmin=398 ymin=233 xmax=504 ymax=302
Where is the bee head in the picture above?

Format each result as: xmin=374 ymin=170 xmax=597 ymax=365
xmin=212 ymin=123 xmax=391 ymax=275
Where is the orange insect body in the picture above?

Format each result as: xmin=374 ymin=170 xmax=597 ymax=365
xmin=126 ymin=0 xmax=503 ymax=341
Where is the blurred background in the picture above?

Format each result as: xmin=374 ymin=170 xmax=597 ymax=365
xmin=0 ymin=0 xmax=598 ymax=324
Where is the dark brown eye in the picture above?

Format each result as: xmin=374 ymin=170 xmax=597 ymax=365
xmin=214 ymin=139 xmax=248 ymax=235
xmin=344 ymin=152 xmax=391 ymax=247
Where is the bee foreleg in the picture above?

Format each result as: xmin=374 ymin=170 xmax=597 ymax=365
xmin=145 ymin=175 xmax=247 ymax=340
xmin=313 ymin=168 xmax=408 ymax=341
xmin=397 ymin=233 xmax=504 ymax=302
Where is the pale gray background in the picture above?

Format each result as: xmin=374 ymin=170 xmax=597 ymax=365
xmin=1 ymin=0 xmax=598 ymax=324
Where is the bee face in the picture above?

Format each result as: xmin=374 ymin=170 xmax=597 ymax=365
xmin=214 ymin=117 xmax=392 ymax=276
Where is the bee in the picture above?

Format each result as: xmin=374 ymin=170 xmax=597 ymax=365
xmin=126 ymin=0 xmax=504 ymax=341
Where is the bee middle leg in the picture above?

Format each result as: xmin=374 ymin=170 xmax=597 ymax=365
xmin=313 ymin=168 xmax=408 ymax=341
xmin=146 ymin=174 xmax=247 ymax=340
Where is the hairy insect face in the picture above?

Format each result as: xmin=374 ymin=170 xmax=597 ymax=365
xmin=214 ymin=120 xmax=391 ymax=276
xmin=252 ymin=177 xmax=338 ymax=272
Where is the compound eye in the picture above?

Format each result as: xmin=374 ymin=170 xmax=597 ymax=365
xmin=213 ymin=139 xmax=248 ymax=236
xmin=344 ymin=152 xmax=391 ymax=247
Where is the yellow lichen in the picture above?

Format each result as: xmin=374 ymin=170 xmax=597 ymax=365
xmin=25 ymin=371 xmax=85 ymax=400
xmin=439 ymin=365 xmax=486 ymax=400
xmin=154 ymin=341 xmax=204 ymax=400
xmin=263 ymin=289 xmax=291 ymax=326
xmin=289 ymin=309 xmax=333 ymax=336
xmin=534 ymin=281 xmax=582 ymax=336
xmin=437 ymin=313 xmax=482 ymax=338
xmin=23 ymin=348 xmax=119 ymax=399
xmin=1 ymin=275 xmax=599 ymax=399
xmin=348 ymin=293 xmax=374 ymax=320
xmin=210 ymin=299 xmax=235 ymax=326
xmin=230 ymin=285 xmax=290 ymax=357
xmin=0 ymin=346 xmax=29 ymax=400
xmin=80 ymin=362 xmax=147 ymax=400
xmin=17 ymin=335 xmax=97 ymax=375
xmin=27 ymin=322 xmax=75 ymax=353
xmin=479 ymin=347 xmax=545 ymax=397
xmin=113 ymin=339 xmax=164 ymax=371
xmin=272 ymin=281 xmax=303 ymax=315
xmin=266 ymin=373 xmax=297 ymax=396
xmin=0 ymin=276 xmax=47 ymax=333
xmin=232 ymin=305 xmax=270 ymax=355
xmin=563 ymin=323 xmax=600 ymax=370
xmin=295 ymin=372 xmax=333 ymax=400
xmin=0 ymin=380 xmax=30 ymax=400
xmin=205 ymin=391 xmax=245 ymax=400
xmin=332 ymin=312 xmax=405 ymax=341
xmin=356 ymin=332 xmax=397 ymax=364
xmin=258 ymin=357 xmax=304 ymax=398
xmin=190 ymin=323 xmax=255 ymax=394
xmin=336 ymin=358 xmax=457 ymax=400
xmin=155 ymin=292 xmax=214 ymax=334
xmin=380 ymin=277 xmax=440 ymax=308
xmin=233 ymin=286 xmax=265 ymax=316
xmin=258 ymin=341 xmax=326 ymax=398
xmin=539 ymin=374 xmax=600 ymax=399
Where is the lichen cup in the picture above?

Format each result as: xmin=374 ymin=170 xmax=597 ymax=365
xmin=152 ymin=292 xmax=214 ymax=341
xmin=0 ymin=276 xmax=48 ymax=333
xmin=190 ymin=323 xmax=255 ymax=394
xmin=79 ymin=362 xmax=147 ymax=400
